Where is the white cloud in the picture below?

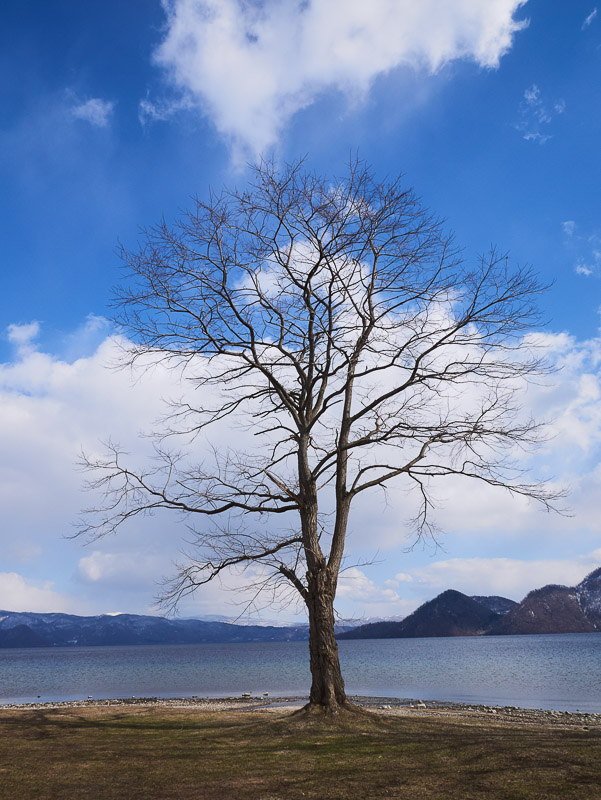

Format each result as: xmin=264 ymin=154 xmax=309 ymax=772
xmin=337 ymin=567 xmax=400 ymax=603
xmin=563 ymin=220 xmax=576 ymax=237
xmin=391 ymin=572 xmax=414 ymax=584
xmin=60 ymin=314 xmax=112 ymax=361
xmin=523 ymin=132 xmax=551 ymax=144
xmin=582 ymin=8 xmax=598 ymax=29
xmin=562 ymin=221 xmax=601 ymax=278
xmin=138 ymin=95 xmax=193 ymax=126
xmin=7 ymin=321 xmax=40 ymax=356
xmin=76 ymin=551 xmax=167 ymax=589
xmin=339 ymin=329 xmax=601 ymax=569
xmin=71 ymin=98 xmax=115 ymax=128
xmin=0 ymin=330 xmax=185 ymax=611
xmin=336 ymin=567 xmax=421 ymax=619
xmin=0 ymin=324 xmax=278 ymax=616
xmin=390 ymin=550 xmax=601 ymax=602
xmin=0 ymin=573 xmax=74 ymax=613
xmin=516 ymin=83 xmax=565 ymax=144
xmin=523 ymin=84 xmax=540 ymax=105
xmin=151 ymin=0 xmax=528 ymax=155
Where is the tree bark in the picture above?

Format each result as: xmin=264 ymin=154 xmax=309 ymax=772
xmin=305 ymin=566 xmax=348 ymax=712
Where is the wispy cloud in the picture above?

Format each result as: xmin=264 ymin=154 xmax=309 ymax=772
xmin=148 ymin=0 xmax=528 ymax=157
xmin=582 ymin=7 xmax=598 ymax=29
xmin=138 ymin=94 xmax=192 ymax=126
xmin=562 ymin=220 xmax=576 ymax=237
xmin=515 ymin=84 xmax=565 ymax=144
xmin=71 ymin=97 xmax=115 ymax=128
xmin=562 ymin=221 xmax=601 ymax=278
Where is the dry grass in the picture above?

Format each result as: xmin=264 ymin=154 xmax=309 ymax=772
xmin=1 ymin=706 xmax=600 ymax=799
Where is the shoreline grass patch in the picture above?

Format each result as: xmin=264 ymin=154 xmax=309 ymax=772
xmin=0 ymin=706 xmax=600 ymax=799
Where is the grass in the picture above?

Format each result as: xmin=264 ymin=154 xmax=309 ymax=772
xmin=0 ymin=706 xmax=600 ymax=799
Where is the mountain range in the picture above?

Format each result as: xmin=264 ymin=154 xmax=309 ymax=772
xmin=0 ymin=611 xmax=310 ymax=648
xmin=0 ymin=610 xmax=362 ymax=648
xmin=338 ymin=567 xmax=601 ymax=639
xmin=1 ymin=567 xmax=600 ymax=648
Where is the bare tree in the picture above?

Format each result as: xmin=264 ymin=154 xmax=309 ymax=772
xmin=80 ymin=158 xmax=558 ymax=714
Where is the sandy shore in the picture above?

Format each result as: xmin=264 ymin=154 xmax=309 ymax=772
xmin=1 ymin=695 xmax=599 ymax=729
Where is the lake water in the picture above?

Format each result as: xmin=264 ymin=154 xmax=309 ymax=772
xmin=1 ymin=633 xmax=599 ymax=712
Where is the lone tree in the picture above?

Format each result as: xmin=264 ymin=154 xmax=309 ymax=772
xmin=80 ymin=159 xmax=556 ymax=714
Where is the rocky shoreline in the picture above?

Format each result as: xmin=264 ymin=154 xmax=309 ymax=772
xmin=1 ymin=695 xmax=599 ymax=729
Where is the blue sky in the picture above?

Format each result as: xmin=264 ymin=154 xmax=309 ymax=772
xmin=1 ymin=0 xmax=600 ymax=620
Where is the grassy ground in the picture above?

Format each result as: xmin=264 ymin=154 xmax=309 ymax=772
xmin=0 ymin=706 xmax=600 ymax=799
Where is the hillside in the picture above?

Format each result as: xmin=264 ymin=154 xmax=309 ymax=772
xmin=0 ymin=611 xmax=311 ymax=648
xmin=470 ymin=595 xmax=518 ymax=615
xmin=339 ymin=590 xmax=502 ymax=639
xmin=488 ymin=585 xmax=596 ymax=635
xmin=576 ymin=566 xmax=601 ymax=627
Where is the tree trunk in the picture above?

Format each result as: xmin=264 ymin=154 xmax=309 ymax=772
xmin=305 ymin=567 xmax=348 ymax=712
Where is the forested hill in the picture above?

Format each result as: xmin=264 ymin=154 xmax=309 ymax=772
xmin=338 ymin=590 xmax=510 ymax=640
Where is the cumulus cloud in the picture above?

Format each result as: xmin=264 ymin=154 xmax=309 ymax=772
xmin=339 ymin=329 xmax=601 ymax=574
xmin=6 ymin=321 xmax=40 ymax=355
xmin=335 ymin=567 xmax=423 ymax=619
xmin=0 ymin=324 xmax=279 ymax=616
xmin=150 ymin=0 xmax=528 ymax=155
xmin=71 ymin=98 xmax=115 ymax=128
xmin=515 ymin=84 xmax=565 ymax=144
xmin=337 ymin=567 xmax=399 ymax=603
xmin=0 ymin=573 xmax=74 ymax=613
xmin=389 ymin=550 xmax=601 ymax=602
xmin=0 ymin=329 xmax=185 ymax=613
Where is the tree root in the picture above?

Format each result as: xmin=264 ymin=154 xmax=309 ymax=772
xmin=291 ymin=700 xmax=372 ymax=718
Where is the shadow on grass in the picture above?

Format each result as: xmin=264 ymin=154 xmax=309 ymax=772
xmin=0 ymin=707 xmax=600 ymax=799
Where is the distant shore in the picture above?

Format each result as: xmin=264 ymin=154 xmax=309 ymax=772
xmin=2 ymin=695 xmax=600 ymax=729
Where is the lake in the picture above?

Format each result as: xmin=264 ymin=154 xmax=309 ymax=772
xmin=0 ymin=633 xmax=599 ymax=712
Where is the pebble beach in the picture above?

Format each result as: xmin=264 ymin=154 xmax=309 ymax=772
xmin=2 ymin=695 xmax=599 ymax=729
